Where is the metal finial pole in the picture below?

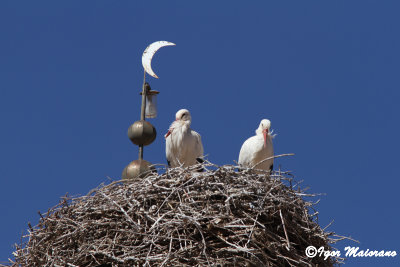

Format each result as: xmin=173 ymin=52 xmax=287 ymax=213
xmin=123 ymin=40 xmax=176 ymax=181
xmin=139 ymin=70 xmax=147 ymax=160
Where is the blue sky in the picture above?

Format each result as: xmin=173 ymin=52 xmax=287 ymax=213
xmin=1 ymin=1 xmax=399 ymax=266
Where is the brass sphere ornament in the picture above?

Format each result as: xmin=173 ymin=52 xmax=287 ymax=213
xmin=122 ymin=159 xmax=156 ymax=180
xmin=128 ymin=120 xmax=156 ymax=146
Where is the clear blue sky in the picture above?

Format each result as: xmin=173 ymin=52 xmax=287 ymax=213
xmin=1 ymin=1 xmax=399 ymax=266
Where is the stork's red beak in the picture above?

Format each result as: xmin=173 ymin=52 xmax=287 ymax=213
xmin=165 ymin=129 xmax=172 ymax=139
xmin=263 ymin=129 xmax=268 ymax=148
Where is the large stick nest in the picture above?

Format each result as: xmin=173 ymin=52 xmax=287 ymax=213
xmin=9 ymin=163 xmax=343 ymax=266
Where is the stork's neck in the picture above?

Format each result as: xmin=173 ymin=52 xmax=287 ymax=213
xmin=171 ymin=120 xmax=191 ymax=132
xmin=255 ymin=127 xmax=263 ymax=136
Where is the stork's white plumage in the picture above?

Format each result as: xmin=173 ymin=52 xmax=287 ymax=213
xmin=238 ymin=119 xmax=274 ymax=173
xmin=165 ymin=109 xmax=204 ymax=168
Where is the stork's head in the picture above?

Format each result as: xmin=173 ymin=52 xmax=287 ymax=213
xmin=165 ymin=109 xmax=192 ymax=139
xmin=256 ymin=119 xmax=271 ymax=148
xmin=175 ymin=109 xmax=192 ymax=123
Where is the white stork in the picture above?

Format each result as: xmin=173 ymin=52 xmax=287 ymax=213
xmin=238 ymin=119 xmax=274 ymax=173
xmin=165 ymin=109 xmax=204 ymax=168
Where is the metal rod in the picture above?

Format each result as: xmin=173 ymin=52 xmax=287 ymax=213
xmin=139 ymin=70 xmax=147 ymax=160
xmin=140 ymin=70 xmax=146 ymax=121
xmin=139 ymin=146 xmax=144 ymax=161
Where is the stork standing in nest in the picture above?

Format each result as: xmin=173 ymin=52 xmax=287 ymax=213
xmin=238 ymin=119 xmax=275 ymax=173
xmin=165 ymin=109 xmax=204 ymax=168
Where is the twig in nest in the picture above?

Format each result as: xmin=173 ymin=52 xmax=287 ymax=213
xmin=279 ymin=209 xmax=291 ymax=251
xmin=252 ymin=153 xmax=295 ymax=169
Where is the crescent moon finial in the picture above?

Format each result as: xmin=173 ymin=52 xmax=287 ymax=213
xmin=142 ymin=41 xmax=176 ymax=79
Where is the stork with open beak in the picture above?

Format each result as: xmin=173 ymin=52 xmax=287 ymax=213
xmin=238 ymin=119 xmax=274 ymax=173
xmin=165 ymin=109 xmax=204 ymax=168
